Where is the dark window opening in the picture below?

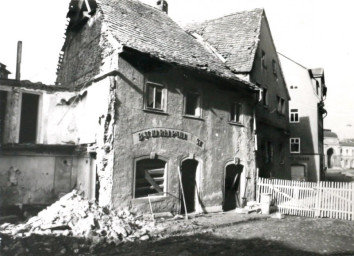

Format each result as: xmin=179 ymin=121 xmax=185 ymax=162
xmin=135 ymin=159 xmax=166 ymax=198
xmin=230 ymin=102 xmax=242 ymax=123
xmin=272 ymin=59 xmax=277 ymax=76
xmin=261 ymin=50 xmax=266 ymax=68
xmin=0 ymin=91 xmax=7 ymax=143
xmin=262 ymin=88 xmax=268 ymax=106
xmin=19 ymin=93 xmax=40 ymax=143
xmin=185 ymin=92 xmax=201 ymax=117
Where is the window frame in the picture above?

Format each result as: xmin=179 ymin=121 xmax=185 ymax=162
xmin=290 ymin=138 xmax=301 ymax=153
xmin=272 ymin=59 xmax=277 ymax=77
xmin=133 ymin=157 xmax=168 ymax=199
xmin=144 ymin=82 xmax=167 ymax=113
xmin=183 ymin=89 xmax=202 ymax=118
xmin=262 ymin=87 xmax=268 ymax=106
xmin=18 ymin=91 xmax=42 ymax=144
xmin=230 ymin=101 xmax=243 ymax=124
xmin=290 ymin=108 xmax=299 ymax=123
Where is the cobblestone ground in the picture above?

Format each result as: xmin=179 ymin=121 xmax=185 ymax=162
xmin=2 ymin=215 xmax=354 ymax=255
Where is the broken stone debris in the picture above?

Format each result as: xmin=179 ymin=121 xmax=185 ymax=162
xmin=0 ymin=190 xmax=155 ymax=245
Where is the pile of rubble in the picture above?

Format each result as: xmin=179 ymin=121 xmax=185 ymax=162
xmin=0 ymin=190 xmax=154 ymax=246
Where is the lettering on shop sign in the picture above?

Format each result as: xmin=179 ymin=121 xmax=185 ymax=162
xmin=132 ymin=128 xmax=204 ymax=148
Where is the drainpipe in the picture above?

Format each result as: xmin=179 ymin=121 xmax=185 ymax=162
xmin=16 ymin=41 xmax=22 ymax=80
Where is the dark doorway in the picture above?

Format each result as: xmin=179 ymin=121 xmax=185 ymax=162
xmin=327 ymin=148 xmax=334 ymax=168
xmin=223 ymin=164 xmax=243 ymax=211
xmin=19 ymin=93 xmax=40 ymax=143
xmin=180 ymin=159 xmax=198 ymax=214
xmin=0 ymin=91 xmax=7 ymax=143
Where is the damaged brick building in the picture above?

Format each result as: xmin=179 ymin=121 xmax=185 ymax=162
xmin=1 ymin=0 xmax=264 ymax=214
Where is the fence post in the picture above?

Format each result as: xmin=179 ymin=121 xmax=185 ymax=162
xmin=314 ymin=181 xmax=321 ymax=217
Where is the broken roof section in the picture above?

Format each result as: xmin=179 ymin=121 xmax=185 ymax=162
xmin=186 ymin=9 xmax=264 ymax=73
xmin=90 ymin=0 xmax=256 ymax=89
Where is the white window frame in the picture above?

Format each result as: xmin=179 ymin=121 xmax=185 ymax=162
xmin=145 ymin=82 xmax=166 ymax=112
xmin=290 ymin=109 xmax=299 ymax=123
xmin=290 ymin=138 xmax=301 ymax=153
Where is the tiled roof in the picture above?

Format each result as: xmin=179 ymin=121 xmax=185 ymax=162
xmin=97 ymin=0 xmax=252 ymax=84
xmin=185 ymin=9 xmax=263 ymax=73
xmin=186 ymin=9 xmax=263 ymax=73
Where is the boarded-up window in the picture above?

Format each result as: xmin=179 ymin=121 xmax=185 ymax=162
xmin=135 ymin=159 xmax=166 ymax=198
xmin=19 ymin=93 xmax=40 ymax=143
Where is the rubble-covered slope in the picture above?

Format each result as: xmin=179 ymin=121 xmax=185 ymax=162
xmin=0 ymin=190 xmax=154 ymax=245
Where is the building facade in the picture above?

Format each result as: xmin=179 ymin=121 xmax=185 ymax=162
xmin=279 ymin=54 xmax=327 ymax=181
xmin=324 ymin=130 xmax=354 ymax=169
xmin=187 ymin=9 xmax=291 ymax=180
xmin=0 ymin=0 xmax=261 ymax=214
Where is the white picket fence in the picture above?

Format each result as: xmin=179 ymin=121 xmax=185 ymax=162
xmin=257 ymin=177 xmax=354 ymax=220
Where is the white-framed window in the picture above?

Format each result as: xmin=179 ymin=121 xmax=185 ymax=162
xmin=134 ymin=158 xmax=167 ymax=198
xmin=230 ymin=102 xmax=243 ymax=124
xmin=290 ymin=138 xmax=300 ymax=153
xmin=184 ymin=91 xmax=201 ymax=117
xmin=290 ymin=109 xmax=299 ymax=123
xmin=145 ymin=82 xmax=166 ymax=111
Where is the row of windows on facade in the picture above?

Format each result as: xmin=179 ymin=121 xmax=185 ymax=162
xmin=259 ymin=87 xmax=286 ymax=115
xmin=146 ymin=82 xmax=243 ymax=123
xmin=340 ymin=148 xmax=354 ymax=156
xmin=261 ymin=50 xmax=278 ymax=78
xmin=263 ymin=138 xmax=301 ymax=160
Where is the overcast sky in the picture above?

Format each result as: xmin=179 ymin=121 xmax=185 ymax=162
xmin=1 ymin=0 xmax=353 ymax=138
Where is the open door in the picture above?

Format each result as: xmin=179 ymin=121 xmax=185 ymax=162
xmin=223 ymin=163 xmax=243 ymax=211
xmin=180 ymin=159 xmax=199 ymax=214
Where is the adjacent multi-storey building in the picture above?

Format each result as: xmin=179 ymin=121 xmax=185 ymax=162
xmin=279 ymin=53 xmax=327 ymax=181
xmin=187 ymin=8 xmax=291 ymax=180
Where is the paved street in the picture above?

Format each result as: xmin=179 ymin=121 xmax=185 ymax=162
xmin=2 ymin=214 xmax=354 ymax=255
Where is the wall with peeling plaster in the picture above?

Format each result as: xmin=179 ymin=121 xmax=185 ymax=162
xmin=110 ymin=56 xmax=257 ymax=214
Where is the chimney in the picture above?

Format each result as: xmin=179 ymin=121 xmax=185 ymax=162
xmin=156 ymin=0 xmax=168 ymax=14
xmin=16 ymin=41 xmax=22 ymax=80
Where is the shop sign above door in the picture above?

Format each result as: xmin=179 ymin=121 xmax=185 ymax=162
xmin=132 ymin=128 xmax=204 ymax=148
